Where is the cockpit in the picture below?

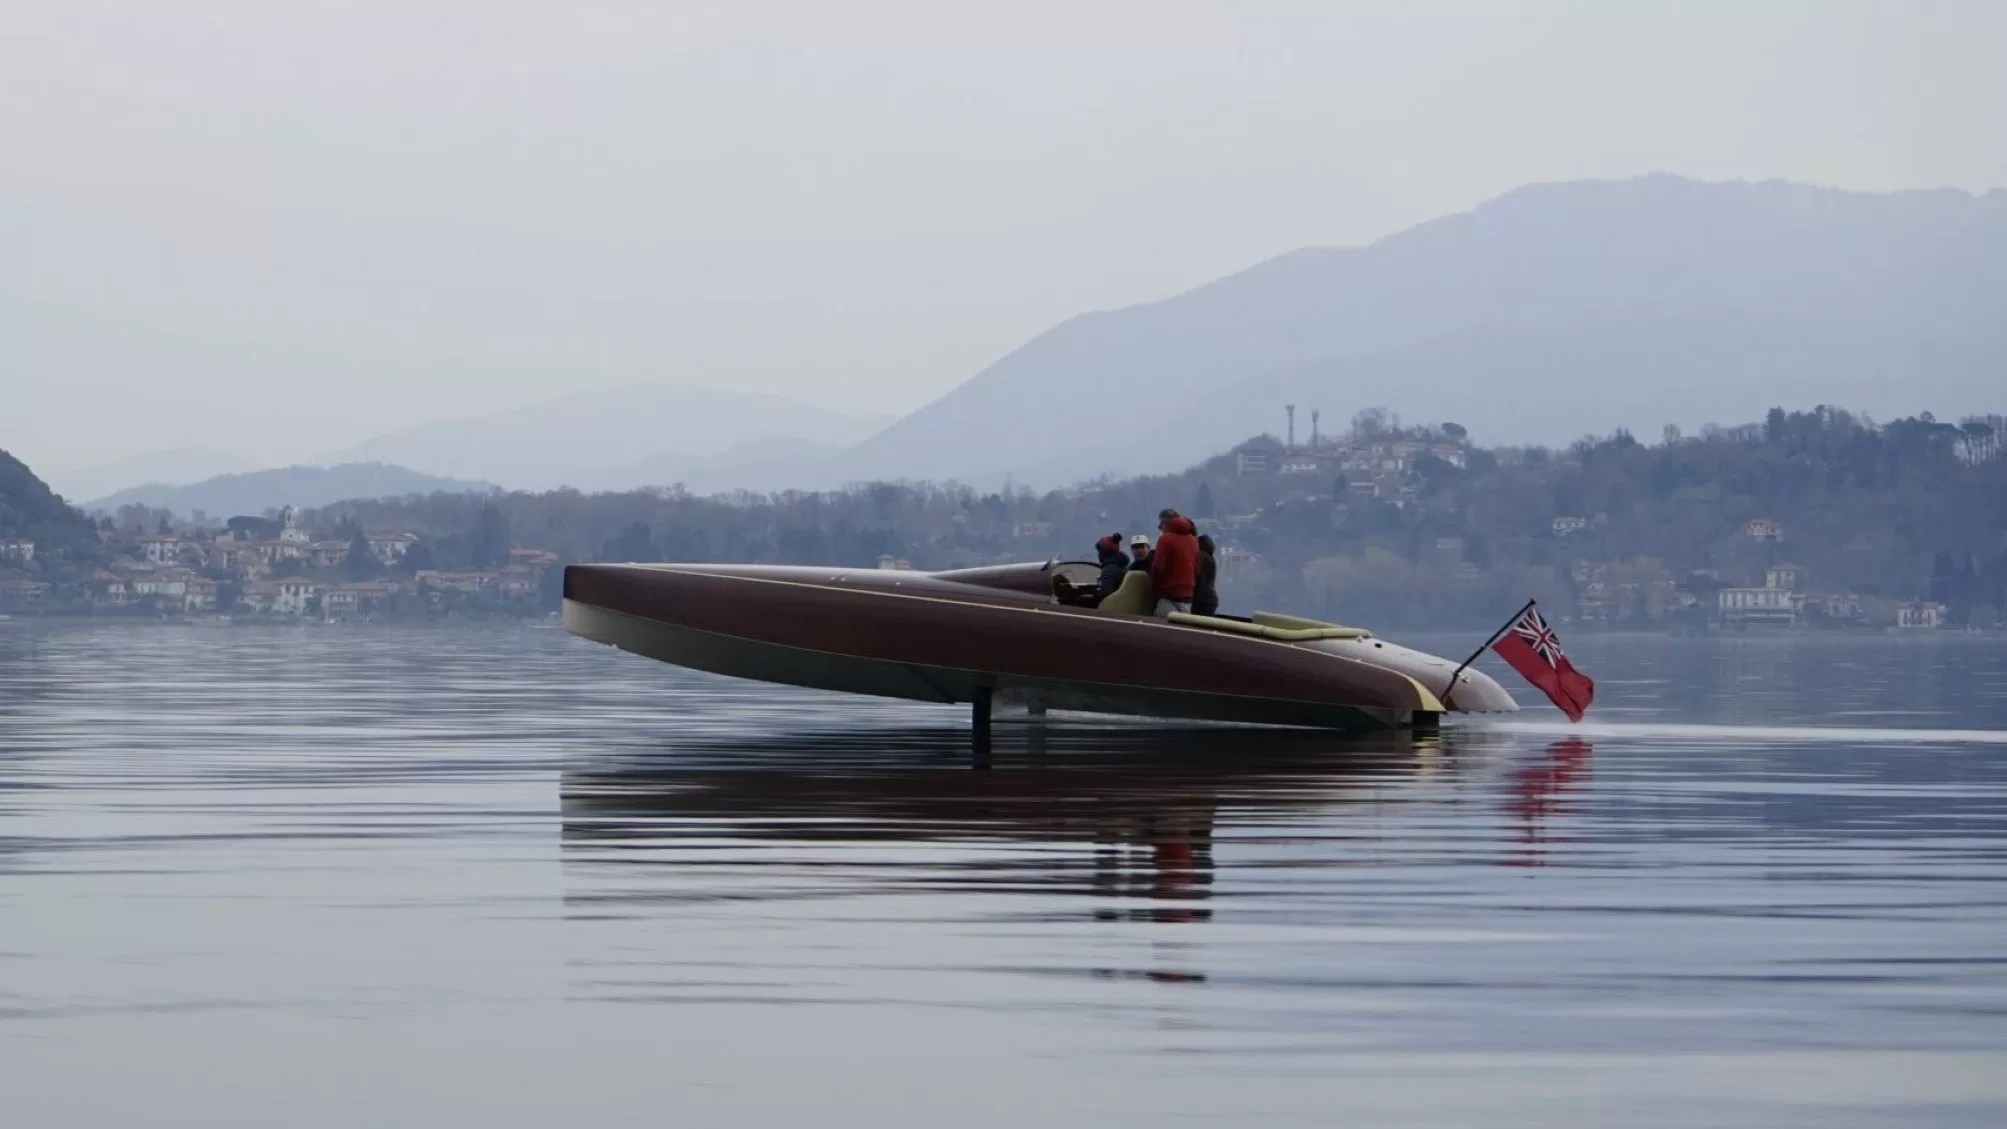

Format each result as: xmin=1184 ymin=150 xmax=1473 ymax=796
xmin=931 ymin=559 xmax=1370 ymax=640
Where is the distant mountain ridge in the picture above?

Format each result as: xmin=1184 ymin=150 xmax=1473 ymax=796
xmin=833 ymin=174 xmax=2007 ymax=487
xmin=86 ymin=463 xmax=495 ymax=517
xmin=64 ymin=176 xmax=2007 ymax=500
xmin=48 ymin=447 xmax=255 ymax=506
xmin=323 ymin=383 xmax=890 ymax=490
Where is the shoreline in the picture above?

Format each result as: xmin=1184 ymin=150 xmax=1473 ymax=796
xmin=2 ymin=612 xmax=1997 ymax=639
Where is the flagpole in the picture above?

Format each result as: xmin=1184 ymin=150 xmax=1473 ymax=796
xmin=1441 ymin=598 xmax=1536 ymax=709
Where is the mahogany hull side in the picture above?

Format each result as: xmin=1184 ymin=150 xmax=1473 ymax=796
xmin=564 ymin=564 xmax=1451 ymax=714
xmin=563 ymin=599 xmax=1412 ymax=731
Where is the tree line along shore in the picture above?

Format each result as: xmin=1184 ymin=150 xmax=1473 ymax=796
xmin=3 ymin=406 xmax=2003 ymax=632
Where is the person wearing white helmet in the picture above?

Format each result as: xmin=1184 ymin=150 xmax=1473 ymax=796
xmin=1126 ymin=533 xmax=1152 ymax=573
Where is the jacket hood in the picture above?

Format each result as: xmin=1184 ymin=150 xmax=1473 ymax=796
xmin=1164 ymin=516 xmax=1197 ymax=536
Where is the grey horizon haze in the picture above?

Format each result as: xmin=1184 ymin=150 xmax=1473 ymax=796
xmin=11 ymin=1 xmax=2006 ymax=486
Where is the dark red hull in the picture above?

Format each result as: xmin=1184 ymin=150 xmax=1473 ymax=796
xmin=562 ymin=562 xmax=1516 ymax=730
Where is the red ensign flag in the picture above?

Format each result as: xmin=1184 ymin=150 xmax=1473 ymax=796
xmin=1492 ymin=605 xmax=1595 ymax=722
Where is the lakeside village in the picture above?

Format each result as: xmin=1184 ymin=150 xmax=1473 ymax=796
xmin=0 ymin=506 xmax=557 ymax=622
xmin=0 ymin=434 xmax=1976 ymax=632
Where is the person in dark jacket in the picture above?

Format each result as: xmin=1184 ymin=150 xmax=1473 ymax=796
xmin=1093 ymin=534 xmax=1129 ymax=600
xmin=1192 ymin=534 xmax=1219 ymax=616
xmin=1148 ymin=510 xmax=1200 ymax=617
xmin=1126 ymin=534 xmax=1153 ymax=572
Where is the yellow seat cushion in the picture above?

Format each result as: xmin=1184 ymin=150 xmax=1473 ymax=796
xmin=1169 ymin=612 xmax=1372 ymax=642
xmin=1096 ymin=570 xmax=1155 ymax=616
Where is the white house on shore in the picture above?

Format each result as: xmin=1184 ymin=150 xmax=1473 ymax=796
xmin=367 ymin=533 xmax=419 ymax=564
xmin=1719 ymin=585 xmax=1798 ymax=627
xmin=1896 ymin=601 xmax=1946 ymax=630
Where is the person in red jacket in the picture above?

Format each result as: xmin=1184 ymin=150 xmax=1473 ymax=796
xmin=1147 ymin=509 xmax=1200 ymax=617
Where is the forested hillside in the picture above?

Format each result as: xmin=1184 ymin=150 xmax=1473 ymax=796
xmin=307 ymin=406 xmax=2006 ymax=629
xmin=0 ymin=448 xmax=99 ymax=567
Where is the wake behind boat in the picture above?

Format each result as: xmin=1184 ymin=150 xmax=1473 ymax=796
xmin=562 ymin=558 xmax=1517 ymax=731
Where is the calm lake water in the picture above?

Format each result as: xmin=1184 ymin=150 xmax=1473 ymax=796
xmin=2 ymin=623 xmax=2005 ymax=1127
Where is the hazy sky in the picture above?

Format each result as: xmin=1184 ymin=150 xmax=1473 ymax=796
xmin=11 ymin=0 xmax=2006 ymax=476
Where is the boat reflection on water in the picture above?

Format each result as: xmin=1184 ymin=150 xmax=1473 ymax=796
xmin=561 ymin=723 xmax=1523 ymax=916
xmin=558 ymin=723 xmax=1590 ymax=998
xmin=1501 ymin=735 xmax=1595 ymax=868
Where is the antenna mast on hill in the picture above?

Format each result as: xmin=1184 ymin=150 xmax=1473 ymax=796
xmin=1311 ymin=409 xmax=1321 ymax=447
xmin=1285 ymin=404 xmax=1297 ymax=449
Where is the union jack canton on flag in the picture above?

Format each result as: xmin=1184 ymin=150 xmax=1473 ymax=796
xmin=1489 ymin=604 xmax=1595 ymax=723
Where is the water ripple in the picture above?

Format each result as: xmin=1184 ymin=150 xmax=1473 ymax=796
xmin=0 ymin=623 xmax=2004 ymax=1127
